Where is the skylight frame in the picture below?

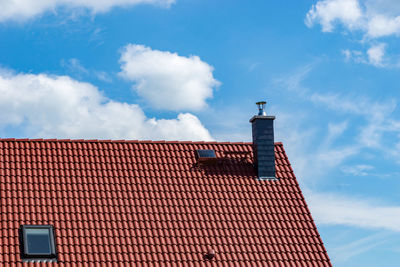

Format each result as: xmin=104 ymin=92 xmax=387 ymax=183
xmin=20 ymin=225 xmax=57 ymax=261
xmin=196 ymin=149 xmax=218 ymax=164
xmin=196 ymin=149 xmax=216 ymax=159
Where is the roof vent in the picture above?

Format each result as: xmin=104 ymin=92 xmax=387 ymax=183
xmin=196 ymin=149 xmax=218 ymax=164
xmin=204 ymin=249 xmax=215 ymax=260
xmin=256 ymin=101 xmax=267 ymax=116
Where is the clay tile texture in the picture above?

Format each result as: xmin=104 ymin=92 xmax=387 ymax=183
xmin=0 ymin=139 xmax=332 ymax=266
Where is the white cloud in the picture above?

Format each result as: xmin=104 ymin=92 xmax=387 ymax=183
xmin=306 ymin=0 xmax=400 ymax=67
xmin=367 ymin=15 xmax=400 ymax=38
xmin=0 ymin=0 xmax=175 ymax=22
xmin=119 ymin=44 xmax=220 ymax=111
xmin=306 ymin=0 xmax=400 ymax=38
xmin=307 ymin=191 xmax=400 ymax=232
xmin=367 ymin=43 xmax=386 ymax=66
xmin=341 ymin=164 xmax=374 ymax=176
xmin=341 ymin=45 xmax=388 ymax=67
xmin=0 ymin=71 xmax=213 ymax=141
xmin=305 ymin=0 xmax=363 ymax=32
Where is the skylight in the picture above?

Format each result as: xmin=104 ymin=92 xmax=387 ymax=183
xmin=196 ymin=149 xmax=216 ymax=159
xmin=20 ymin=225 xmax=57 ymax=261
xmin=196 ymin=149 xmax=218 ymax=164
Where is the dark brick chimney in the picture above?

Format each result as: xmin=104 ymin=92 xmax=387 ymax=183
xmin=249 ymin=101 xmax=276 ymax=180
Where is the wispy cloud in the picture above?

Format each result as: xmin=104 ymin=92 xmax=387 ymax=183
xmin=341 ymin=43 xmax=388 ymax=67
xmin=317 ymin=146 xmax=360 ymax=168
xmin=367 ymin=43 xmax=386 ymax=66
xmin=309 ymin=91 xmax=400 ymax=155
xmin=274 ymin=64 xmax=312 ymax=95
xmin=310 ymin=92 xmax=396 ymax=118
xmin=307 ymin=191 xmax=400 ymax=232
xmin=280 ymin=63 xmax=400 ymax=166
xmin=61 ymin=58 xmax=112 ymax=82
xmin=61 ymin=58 xmax=89 ymax=75
xmin=330 ymin=231 xmax=390 ymax=262
xmin=0 ymin=0 xmax=176 ymax=23
xmin=275 ymin=65 xmax=400 ymax=233
xmin=93 ymin=71 xmax=112 ymax=83
xmin=306 ymin=0 xmax=400 ymax=67
xmin=342 ymin=49 xmax=364 ymax=64
xmin=324 ymin=120 xmax=348 ymax=146
xmin=274 ymin=109 xmax=317 ymax=181
xmin=276 ymin=64 xmax=398 ymax=153
xmin=341 ymin=164 xmax=374 ymax=176
xmin=273 ymin=66 xmax=364 ymax=183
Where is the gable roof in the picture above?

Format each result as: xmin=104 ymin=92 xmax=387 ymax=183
xmin=0 ymin=138 xmax=331 ymax=266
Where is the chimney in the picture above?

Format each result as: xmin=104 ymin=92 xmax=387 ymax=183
xmin=249 ymin=101 xmax=276 ymax=180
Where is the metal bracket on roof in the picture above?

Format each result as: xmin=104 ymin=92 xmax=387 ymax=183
xmin=257 ymin=176 xmax=278 ymax=181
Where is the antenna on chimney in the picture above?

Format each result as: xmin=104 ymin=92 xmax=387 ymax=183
xmin=256 ymin=101 xmax=267 ymax=116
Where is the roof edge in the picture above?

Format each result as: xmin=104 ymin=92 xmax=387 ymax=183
xmin=0 ymin=138 xmax=284 ymax=146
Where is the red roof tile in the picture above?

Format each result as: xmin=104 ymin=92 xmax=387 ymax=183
xmin=0 ymin=138 xmax=331 ymax=266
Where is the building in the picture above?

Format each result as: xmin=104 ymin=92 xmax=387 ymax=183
xmin=0 ymin=102 xmax=331 ymax=266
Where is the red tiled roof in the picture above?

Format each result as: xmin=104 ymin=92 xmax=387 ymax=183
xmin=0 ymin=139 xmax=331 ymax=266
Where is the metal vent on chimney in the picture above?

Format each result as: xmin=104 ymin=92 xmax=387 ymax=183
xmin=256 ymin=101 xmax=267 ymax=116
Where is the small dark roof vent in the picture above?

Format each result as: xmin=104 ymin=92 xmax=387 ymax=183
xmin=204 ymin=249 xmax=215 ymax=260
xmin=196 ymin=149 xmax=218 ymax=164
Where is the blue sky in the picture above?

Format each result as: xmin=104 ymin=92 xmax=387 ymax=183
xmin=1 ymin=0 xmax=400 ymax=265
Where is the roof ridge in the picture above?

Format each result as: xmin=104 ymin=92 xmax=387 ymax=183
xmin=0 ymin=138 xmax=284 ymax=147
xmin=0 ymin=138 xmax=261 ymax=145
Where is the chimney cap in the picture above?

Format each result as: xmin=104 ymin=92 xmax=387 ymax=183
xmin=256 ymin=101 xmax=267 ymax=116
xmin=250 ymin=101 xmax=275 ymax=122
